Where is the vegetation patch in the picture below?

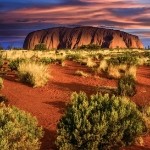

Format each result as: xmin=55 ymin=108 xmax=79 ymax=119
xmin=0 ymin=103 xmax=43 ymax=150
xmin=18 ymin=61 xmax=50 ymax=87
xmin=56 ymin=92 xmax=147 ymax=150
xmin=78 ymin=44 xmax=101 ymax=50
xmin=8 ymin=58 xmax=26 ymax=71
xmin=117 ymin=75 xmax=136 ymax=97
xmin=34 ymin=43 xmax=47 ymax=51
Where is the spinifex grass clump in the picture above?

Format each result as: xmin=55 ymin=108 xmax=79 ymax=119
xmin=98 ymin=52 xmax=138 ymax=79
xmin=0 ymin=103 xmax=43 ymax=150
xmin=18 ymin=61 xmax=50 ymax=87
xmin=118 ymin=75 xmax=136 ymax=97
xmin=56 ymin=92 xmax=147 ymax=150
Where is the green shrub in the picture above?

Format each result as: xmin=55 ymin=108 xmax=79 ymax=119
xmin=118 ymin=75 xmax=136 ymax=97
xmin=8 ymin=58 xmax=26 ymax=71
xmin=143 ymin=51 xmax=150 ymax=59
xmin=0 ymin=58 xmax=3 ymax=68
xmin=108 ymin=52 xmax=138 ymax=66
xmin=34 ymin=43 xmax=47 ymax=51
xmin=56 ymin=92 xmax=146 ymax=150
xmin=78 ymin=44 xmax=101 ymax=50
xmin=0 ymin=103 xmax=43 ymax=150
xmin=40 ymin=57 xmax=53 ymax=65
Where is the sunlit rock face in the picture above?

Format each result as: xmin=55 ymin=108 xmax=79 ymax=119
xmin=23 ymin=26 xmax=144 ymax=50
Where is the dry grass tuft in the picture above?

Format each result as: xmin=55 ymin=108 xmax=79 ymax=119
xmin=75 ymin=70 xmax=89 ymax=77
xmin=18 ymin=61 xmax=50 ymax=87
xmin=86 ymin=57 xmax=96 ymax=68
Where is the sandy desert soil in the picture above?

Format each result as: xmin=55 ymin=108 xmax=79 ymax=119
xmin=1 ymin=60 xmax=150 ymax=150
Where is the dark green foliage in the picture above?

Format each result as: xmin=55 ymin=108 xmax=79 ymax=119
xmin=40 ymin=57 xmax=53 ymax=65
xmin=56 ymin=92 xmax=146 ymax=150
xmin=19 ymin=72 xmax=34 ymax=86
xmin=108 ymin=52 xmax=138 ymax=65
xmin=0 ymin=58 xmax=3 ymax=68
xmin=8 ymin=58 xmax=25 ymax=71
xmin=118 ymin=75 xmax=136 ymax=97
xmin=0 ymin=95 xmax=8 ymax=103
xmin=78 ymin=44 xmax=101 ymax=50
xmin=143 ymin=51 xmax=150 ymax=59
xmin=0 ymin=103 xmax=43 ymax=150
xmin=34 ymin=43 xmax=47 ymax=51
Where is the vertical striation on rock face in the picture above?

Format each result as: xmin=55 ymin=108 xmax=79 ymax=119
xmin=23 ymin=26 xmax=144 ymax=50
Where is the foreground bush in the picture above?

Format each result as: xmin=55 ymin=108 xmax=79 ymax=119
xmin=18 ymin=61 xmax=50 ymax=87
xmin=118 ymin=75 xmax=136 ymax=97
xmin=0 ymin=103 xmax=43 ymax=150
xmin=56 ymin=92 xmax=146 ymax=150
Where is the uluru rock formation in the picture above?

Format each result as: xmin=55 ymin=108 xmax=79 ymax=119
xmin=23 ymin=26 xmax=144 ymax=50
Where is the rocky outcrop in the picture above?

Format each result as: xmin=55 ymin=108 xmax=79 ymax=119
xmin=23 ymin=26 xmax=144 ymax=49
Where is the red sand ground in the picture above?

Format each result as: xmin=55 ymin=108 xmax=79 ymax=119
xmin=1 ymin=61 xmax=150 ymax=150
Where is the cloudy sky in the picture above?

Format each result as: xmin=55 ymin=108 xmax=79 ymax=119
xmin=0 ymin=0 xmax=149 ymax=48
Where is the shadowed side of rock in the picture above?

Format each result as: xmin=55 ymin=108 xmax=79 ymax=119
xmin=23 ymin=26 xmax=144 ymax=50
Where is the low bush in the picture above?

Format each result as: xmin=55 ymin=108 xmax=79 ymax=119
xmin=40 ymin=57 xmax=53 ymax=65
xmin=117 ymin=75 xmax=136 ymax=97
xmin=56 ymin=92 xmax=147 ymax=150
xmin=0 ymin=58 xmax=3 ymax=68
xmin=18 ymin=62 xmax=50 ymax=87
xmin=34 ymin=43 xmax=47 ymax=51
xmin=78 ymin=44 xmax=101 ymax=50
xmin=8 ymin=58 xmax=26 ymax=71
xmin=0 ymin=103 xmax=43 ymax=150
xmin=143 ymin=51 xmax=150 ymax=59
xmin=108 ymin=52 xmax=138 ymax=66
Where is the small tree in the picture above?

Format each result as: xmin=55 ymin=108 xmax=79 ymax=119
xmin=56 ymin=92 xmax=147 ymax=150
xmin=34 ymin=43 xmax=47 ymax=51
xmin=0 ymin=103 xmax=43 ymax=150
xmin=118 ymin=75 xmax=136 ymax=97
